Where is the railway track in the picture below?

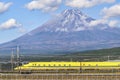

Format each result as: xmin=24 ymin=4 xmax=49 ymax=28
xmin=1 ymin=73 xmax=120 ymax=80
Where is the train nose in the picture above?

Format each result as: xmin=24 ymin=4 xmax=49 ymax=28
xmin=14 ymin=67 xmax=20 ymax=70
xmin=14 ymin=67 xmax=18 ymax=70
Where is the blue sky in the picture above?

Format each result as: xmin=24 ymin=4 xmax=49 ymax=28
xmin=0 ymin=0 xmax=120 ymax=44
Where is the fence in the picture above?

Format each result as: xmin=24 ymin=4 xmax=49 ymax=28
xmin=0 ymin=73 xmax=120 ymax=80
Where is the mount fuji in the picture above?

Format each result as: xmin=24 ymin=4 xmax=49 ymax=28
xmin=1 ymin=9 xmax=120 ymax=54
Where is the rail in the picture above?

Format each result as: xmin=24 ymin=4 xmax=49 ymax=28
xmin=0 ymin=73 xmax=120 ymax=80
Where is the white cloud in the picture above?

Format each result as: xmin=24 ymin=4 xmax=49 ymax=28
xmin=100 ymin=4 xmax=120 ymax=28
xmin=66 ymin=0 xmax=115 ymax=8
xmin=73 ymin=27 xmax=85 ymax=31
xmin=0 ymin=19 xmax=22 ymax=30
xmin=88 ymin=19 xmax=107 ymax=27
xmin=26 ymin=0 xmax=62 ymax=12
xmin=108 ymin=20 xmax=119 ymax=28
xmin=88 ymin=19 xmax=119 ymax=28
xmin=18 ymin=27 xmax=26 ymax=33
xmin=55 ymin=28 xmax=68 ymax=32
xmin=102 ymin=4 xmax=120 ymax=19
xmin=0 ymin=2 xmax=12 ymax=13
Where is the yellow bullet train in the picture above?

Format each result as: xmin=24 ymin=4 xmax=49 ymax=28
xmin=15 ymin=62 xmax=120 ymax=71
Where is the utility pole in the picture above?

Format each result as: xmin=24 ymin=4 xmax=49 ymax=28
xmin=0 ymin=63 xmax=1 ymax=72
xmin=17 ymin=46 xmax=20 ymax=67
xmin=80 ymin=61 xmax=82 ymax=73
xmin=70 ymin=58 xmax=72 ymax=62
xmin=11 ymin=49 xmax=14 ymax=71
xmin=16 ymin=46 xmax=21 ymax=73
xmin=108 ymin=56 xmax=110 ymax=61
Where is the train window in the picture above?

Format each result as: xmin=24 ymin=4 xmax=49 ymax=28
xmin=64 ymin=64 xmax=66 ymax=66
xmin=54 ymin=64 xmax=56 ymax=66
xmin=96 ymin=64 xmax=98 ymax=66
xmin=83 ymin=64 xmax=85 ymax=66
xmin=38 ymin=64 xmax=40 ymax=66
xmin=69 ymin=64 xmax=71 ymax=66
xmin=43 ymin=64 xmax=45 ymax=67
xmin=48 ymin=64 xmax=51 ymax=66
xmin=59 ymin=64 xmax=61 ymax=66
xmin=88 ymin=64 xmax=91 ymax=66
xmin=118 ymin=64 xmax=120 ymax=66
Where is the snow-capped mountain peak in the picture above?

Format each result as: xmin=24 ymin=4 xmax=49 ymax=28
xmin=36 ymin=9 xmax=95 ymax=32
xmin=62 ymin=9 xmax=85 ymax=16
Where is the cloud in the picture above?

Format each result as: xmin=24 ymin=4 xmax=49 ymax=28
xmin=87 ymin=4 xmax=120 ymax=28
xmin=100 ymin=4 xmax=120 ymax=28
xmin=18 ymin=27 xmax=26 ymax=33
xmin=102 ymin=4 xmax=120 ymax=19
xmin=66 ymin=0 xmax=115 ymax=8
xmin=0 ymin=2 xmax=12 ymax=13
xmin=0 ymin=19 xmax=22 ymax=30
xmin=26 ymin=0 xmax=62 ymax=12
xmin=88 ymin=19 xmax=107 ymax=27
xmin=108 ymin=20 xmax=119 ymax=28
xmin=55 ymin=28 xmax=68 ymax=32
xmin=73 ymin=27 xmax=85 ymax=31
xmin=88 ymin=19 xmax=119 ymax=28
